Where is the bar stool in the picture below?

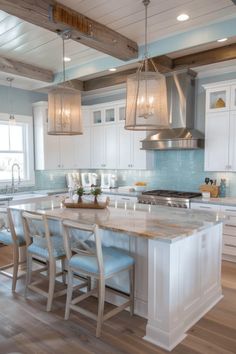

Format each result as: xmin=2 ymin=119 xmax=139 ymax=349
xmin=22 ymin=211 xmax=67 ymax=312
xmin=0 ymin=208 xmax=26 ymax=291
xmin=62 ymin=219 xmax=135 ymax=337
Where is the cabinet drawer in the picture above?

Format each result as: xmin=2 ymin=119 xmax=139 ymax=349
xmin=223 ymin=235 xmax=236 ymax=255
xmin=223 ymin=224 xmax=236 ymax=236
xmin=191 ymin=202 xmax=219 ymax=211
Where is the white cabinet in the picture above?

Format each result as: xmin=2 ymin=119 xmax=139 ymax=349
xmin=205 ymin=85 xmax=230 ymax=113
xmin=118 ymin=123 xmax=151 ymax=169
xmin=91 ymin=124 xmax=118 ymax=169
xmin=204 ymin=80 xmax=236 ymax=172
xmin=204 ymin=112 xmax=230 ymax=171
xmin=33 ymin=102 xmax=61 ymax=170
xmin=205 ymin=111 xmax=236 ymax=171
xmin=74 ymin=107 xmax=91 ymax=169
xmin=191 ymin=201 xmax=236 ymax=262
xmin=33 ymin=100 xmax=153 ymax=171
xmin=33 ymin=102 xmax=91 ymax=170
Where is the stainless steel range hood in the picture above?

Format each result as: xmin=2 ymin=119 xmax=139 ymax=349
xmin=141 ymin=71 xmax=204 ymax=150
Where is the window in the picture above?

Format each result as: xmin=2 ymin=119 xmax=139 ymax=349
xmin=0 ymin=114 xmax=34 ymax=186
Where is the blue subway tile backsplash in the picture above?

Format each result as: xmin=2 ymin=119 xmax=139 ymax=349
xmin=32 ymin=150 xmax=236 ymax=197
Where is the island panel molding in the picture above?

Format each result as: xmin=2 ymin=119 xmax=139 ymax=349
xmin=0 ymin=0 xmax=138 ymax=61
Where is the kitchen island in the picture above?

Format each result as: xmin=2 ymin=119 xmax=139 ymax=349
xmin=9 ymin=200 xmax=223 ymax=351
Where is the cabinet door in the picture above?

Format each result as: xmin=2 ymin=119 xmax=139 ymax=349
xmin=43 ymin=132 xmax=60 ymax=169
xmin=91 ymin=125 xmax=105 ymax=168
xmin=132 ymin=131 xmax=147 ymax=169
xmin=206 ymin=86 xmax=230 ymax=113
xmin=104 ymin=125 xmax=117 ymax=168
xmin=118 ymin=124 xmax=132 ymax=169
xmin=205 ymin=112 xmax=230 ymax=171
xmin=229 ymin=111 xmax=236 ymax=171
xmin=74 ymin=126 xmax=91 ymax=169
xmin=59 ymin=136 xmax=75 ymax=169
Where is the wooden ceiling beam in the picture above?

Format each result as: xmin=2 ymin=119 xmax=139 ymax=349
xmin=0 ymin=0 xmax=138 ymax=61
xmin=173 ymin=43 xmax=236 ymax=70
xmin=36 ymin=79 xmax=84 ymax=93
xmin=0 ymin=55 xmax=54 ymax=82
xmin=83 ymin=69 xmax=137 ymax=91
xmin=83 ymin=44 xmax=236 ymax=91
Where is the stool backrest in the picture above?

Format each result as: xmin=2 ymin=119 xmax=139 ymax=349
xmin=62 ymin=220 xmax=103 ymax=274
xmin=22 ymin=211 xmax=54 ymax=258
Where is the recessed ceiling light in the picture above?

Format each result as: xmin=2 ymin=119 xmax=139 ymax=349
xmin=109 ymin=68 xmax=117 ymax=72
xmin=217 ymin=38 xmax=228 ymax=43
xmin=63 ymin=57 xmax=71 ymax=62
xmin=177 ymin=13 xmax=190 ymax=22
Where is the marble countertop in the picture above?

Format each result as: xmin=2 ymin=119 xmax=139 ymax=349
xmin=10 ymin=199 xmax=221 ymax=243
xmin=191 ymin=196 xmax=236 ymax=207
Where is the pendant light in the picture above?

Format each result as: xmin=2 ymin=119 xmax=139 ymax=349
xmin=125 ymin=0 xmax=169 ymax=130
xmin=7 ymin=77 xmax=16 ymax=125
xmin=48 ymin=30 xmax=82 ymax=135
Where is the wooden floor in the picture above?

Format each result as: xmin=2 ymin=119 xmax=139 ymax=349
xmin=1 ymin=246 xmax=236 ymax=354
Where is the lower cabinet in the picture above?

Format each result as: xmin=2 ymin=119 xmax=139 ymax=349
xmin=191 ymin=202 xmax=236 ymax=262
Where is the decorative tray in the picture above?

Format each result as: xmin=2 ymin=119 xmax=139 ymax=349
xmin=62 ymin=198 xmax=109 ymax=209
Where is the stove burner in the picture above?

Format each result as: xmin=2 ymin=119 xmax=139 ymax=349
xmin=138 ymin=190 xmax=201 ymax=208
xmin=142 ymin=189 xmax=201 ymax=198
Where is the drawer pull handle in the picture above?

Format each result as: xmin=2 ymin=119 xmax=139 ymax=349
xmin=199 ymin=206 xmax=212 ymax=209
xmin=121 ymin=197 xmax=130 ymax=200
xmin=225 ymin=243 xmax=236 ymax=248
xmin=225 ymin=209 xmax=236 ymax=213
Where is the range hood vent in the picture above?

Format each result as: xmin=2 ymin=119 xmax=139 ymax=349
xmin=141 ymin=71 xmax=204 ymax=150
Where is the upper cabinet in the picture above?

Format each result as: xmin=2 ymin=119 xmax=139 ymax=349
xmin=33 ymin=102 xmax=91 ymax=170
xmin=33 ymin=100 xmax=153 ymax=171
xmin=204 ymin=81 xmax=236 ymax=172
xmin=205 ymin=85 xmax=230 ymax=113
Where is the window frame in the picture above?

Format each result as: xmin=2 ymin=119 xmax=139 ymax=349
xmin=0 ymin=113 xmax=35 ymax=187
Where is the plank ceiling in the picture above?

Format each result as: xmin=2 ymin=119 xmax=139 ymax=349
xmin=0 ymin=0 xmax=235 ymax=89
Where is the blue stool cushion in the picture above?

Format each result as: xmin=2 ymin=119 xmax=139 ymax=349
xmin=69 ymin=246 xmax=134 ymax=276
xmin=0 ymin=229 xmax=25 ymax=246
xmin=28 ymin=235 xmax=65 ymax=259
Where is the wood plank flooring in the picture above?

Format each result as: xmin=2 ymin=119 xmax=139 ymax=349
xmin=1 ymin=245 xmax=236 ymax=354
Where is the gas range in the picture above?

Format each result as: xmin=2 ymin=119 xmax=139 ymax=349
xmin=138 ymin=189 xmax=201 ymax=208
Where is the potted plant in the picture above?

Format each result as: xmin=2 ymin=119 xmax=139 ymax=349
xmin=91 ymin=187 xmax=102 ymax=204
xmin=76 ymin=187 xmax=84 ymax=203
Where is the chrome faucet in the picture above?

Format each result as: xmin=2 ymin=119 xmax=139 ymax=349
xmin=11 ymin=163 xmax=21 ymax=193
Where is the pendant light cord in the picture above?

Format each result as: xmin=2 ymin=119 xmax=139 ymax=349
xmin=143 ymin=0 xmax=149 ymax=60
xmin=62 ymin=36 xmax=66 ymax=83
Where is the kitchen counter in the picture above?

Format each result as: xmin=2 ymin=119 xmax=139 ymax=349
xmin=191 ymin=196 xmax=236 ymax=207
xmin=10 ymin=200 xmax=220 ymax=243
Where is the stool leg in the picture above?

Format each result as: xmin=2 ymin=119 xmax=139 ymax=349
xmin=129 ymin=266 xmax=135 ymax=316
xmin=96 ymin=277 xmax=105 ymax=337
xmin=65 ymin=268 xmax=73 ymax=320
xmin=12 ymin=243 xmax=19 ymax=292
xmin=46 ymin=259 xmax=56 ymax=312
xmin=61 ymin=258 xmax=66 ymax=285
xmin=25 ymin=253 xmax=32 ymax=298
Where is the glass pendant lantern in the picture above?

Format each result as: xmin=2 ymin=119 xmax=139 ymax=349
xmin=48 ymin=31 xmax=83 ymax=135
xmin=125 ymin=0 xmax=169 ymax=131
